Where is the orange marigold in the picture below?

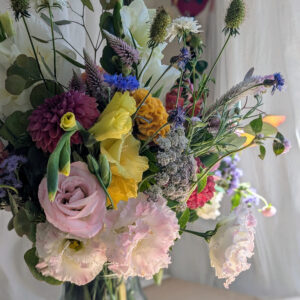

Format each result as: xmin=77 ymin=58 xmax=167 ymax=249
xmin=132 ymin=89 xmax=170 ymax=141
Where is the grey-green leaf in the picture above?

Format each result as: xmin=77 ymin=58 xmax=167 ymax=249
xmin=5 ymin=75 xmax=26 ymax=95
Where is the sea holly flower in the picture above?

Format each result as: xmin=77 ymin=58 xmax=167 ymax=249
xmin=209 ymin=205 xmax=256 ymax=288
xmin=36 ymin=222 xmax=107 ymax=285
xmin=38 ymin=162 xmax=107 ymax=238
xmin=102 ymin=193 xmax=180 ymax=279
xmin=166 ymin=16 xmax=202 ymax=42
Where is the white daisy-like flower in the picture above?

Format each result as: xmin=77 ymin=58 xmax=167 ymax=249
xmin=35 ymin=222 xmax=107 ymax=286
xmin=166 ymin=17 xmax=202 ymax=42
xmin=196 ymin=192 xmax=223 ymax=220
xmin=209 ymin=205 xmax=256 ymax=288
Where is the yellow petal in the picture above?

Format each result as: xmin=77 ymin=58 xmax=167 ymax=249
xmin=240 ymin=132 xmax=255 ymax=147
xmin=107 ymin=175 xmax=138 ymax=207
xmin=263 ymin=115 xmax=286 ymax=128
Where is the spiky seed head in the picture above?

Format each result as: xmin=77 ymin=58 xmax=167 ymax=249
xmin=148 ymin=7 xmax=171 ymax=48
xmin=10 ymin=0 xmax=30 ymax=20
xmin=225 ymin=0 xmax=245 ymax=30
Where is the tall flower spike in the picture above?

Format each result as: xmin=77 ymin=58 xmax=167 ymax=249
xmin=103 ymin=30 xmax=139 ymax=66
xmin=83 ymin=50 xmax=110 ymax=111
xmin=224 ymin=0 xmax=245 ymax=36
xmin=10 ymin=0 xmax=30 ymax=20
xmin=69 ymin=71 xmax=85 ymax=92
xmin=148 ymin=7 xmax=171 ymax=48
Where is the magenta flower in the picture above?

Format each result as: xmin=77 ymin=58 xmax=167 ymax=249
xmin=28 ymin=91 xmax=100 ymax=153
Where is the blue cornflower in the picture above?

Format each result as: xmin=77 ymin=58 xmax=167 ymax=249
xmin=168 ymin=106 xmax=186 ymax=128
xmin=104 ymin=73 xmax=139 ymax=92
xmin=271 ymin=72 xmax=285 ymax=94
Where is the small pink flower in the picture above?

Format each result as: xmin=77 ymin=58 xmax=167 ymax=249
xmin=38 ymin=162 xmax=106 ymax=238
xmin=262 ymin=205 xmax=277 ymax=217
xmin=102 ymin=193 xmax=179 ymax=279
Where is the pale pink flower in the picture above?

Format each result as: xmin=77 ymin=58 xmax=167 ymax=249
xmin=36 ymin=222 xmax=106 ymax=285
xmin=262 ymin=205 xmax=277 ymax=217
xmin=38 ymin=162 xmax=106 ymax=238
xmin=103 ymin=193 xmax=179 ymax=279
xmin=209 ymin=205 xmax=256 ymax=288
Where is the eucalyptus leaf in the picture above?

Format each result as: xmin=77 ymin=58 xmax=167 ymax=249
xmin=24 ymin=248 xmax=62 ymax=285
xmin=5 ymin=74 xmax=26 ymax=95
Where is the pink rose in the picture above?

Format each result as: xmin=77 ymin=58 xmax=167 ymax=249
xmin=38 ymin=161 xmax=106 ymax=238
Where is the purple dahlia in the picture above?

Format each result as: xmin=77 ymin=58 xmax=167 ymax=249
xmin=28 ymin=91 xmax=100 ymax=153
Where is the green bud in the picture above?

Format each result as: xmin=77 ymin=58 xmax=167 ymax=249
xmin=225 ymin=0 xmax=245 ymax=30
xmin=148 ymin=7 xmax=171 ymax=48
xmin=87 ymin=154 xmax=100 ymax=175
xmin=0 ymin=12 xmax=14 ymax=37
xmin=99 ymin=154 xmax=112 ymax=188
xmin=10 ymin=0 xmax=30 ymax=20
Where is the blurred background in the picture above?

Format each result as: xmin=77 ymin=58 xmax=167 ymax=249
xmin=1 ymin=0 xmax=300 ymax=299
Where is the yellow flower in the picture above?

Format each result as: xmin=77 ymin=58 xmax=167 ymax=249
xmin=107 ymin=175 xmax=138 ymax=207
xmin=89 ymin=91 xmax=136 ymax=141
xmin=101 ymin=133 xmax=149 ymax=182
xmin=60 ymin=112 xmax=76 ymax=131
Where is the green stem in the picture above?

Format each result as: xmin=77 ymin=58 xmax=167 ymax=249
xmin=94 ymin=173 xmax=115 ymax=209
xmin=176 ymin=70 xmax=184 ymax=108
xmin=0 ymin=185 xmax=18 ymax=194
xmin=140 ymin=122 xmax=169 ymax=152
xmin=138 ymin=47 xmax=154 ymax=80
xmin=22 ymin=17 xmax=47 ymax=87
xmin=181 ymin=228 xmax=217 ymax=242
xmin=197 ymin=34 xmax=231 ymax=101
xmin=133 ymin=65 xmax=173 ymax=119
xmin=48 ymin=6 xmax=57 ymax=83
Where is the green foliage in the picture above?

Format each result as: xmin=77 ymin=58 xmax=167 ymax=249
xmin=231 ymin=190 xmax=241 ymax=210
xmin=81 ymin=0 xmax=94 ymax=11
xmin=273 ymin=139 xmax=285 ymax=156
xmin=200 ymin=153 xmax=219 ymax=168
xmin=178 ymin=208 xmax=190 ymax=231
xmin=5 ymin=74 xmax=27 ymax=95
xmin=250 ymin=115 xmax=263 ymax=134
xmin=0 ymin=111 xmax=32 ymax=148
xmin=30 ymin=81 xmax=63 ymax=108
xmin=100 ymin=12 xmax=115 ymax=35
xmin=244 ymin=122 xmax=277 ymax=137
xmin=152 ymin=86 xmax=164 ymax=98
xmin=113 ymin=0 xmax=123 ymax=37
xmin=153 ymin=269 xmax=164 ymax=286
xmin=259 ymin=145 xmax=266 ymax=160
xmin=40 ymin=13 xmax=62 ymax=35
xmin=56 ymin=50 xmax=86 ymax=69
xmin=13 ymin=208 xmax=36 ymax=242
xmin=219 ymin=133 xmax=246 ymax=151
xmin=24 ymin=248 xmax=62 ymax=285
xmin=197 ymin=174 xmax=207 ymax=193
xmin=100 ymin=0 xmax=118 ymax=10
xmin=188 ymin=209 xmax=199 ymax=223
xmin=100 ymin=45 xmax=118 ymax=74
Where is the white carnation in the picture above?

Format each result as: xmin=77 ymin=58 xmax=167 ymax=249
xmin=209 ymin=205 xmax=256 ymax=288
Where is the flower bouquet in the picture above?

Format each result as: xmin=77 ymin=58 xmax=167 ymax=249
xmin=0 ymin=0 xmax=289 ymax=299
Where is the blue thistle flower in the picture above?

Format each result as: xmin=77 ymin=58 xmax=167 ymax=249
xmin=272 ymin=72 xmax=285 ymax=94
xmin=104 ymin=74 xmax=139 ymax=92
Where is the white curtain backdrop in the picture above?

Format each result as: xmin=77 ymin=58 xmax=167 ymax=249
xmin=169 ymin=1 xmax=300 ymax=299
xmin=0 ymin=0 xmax=300 ymax=299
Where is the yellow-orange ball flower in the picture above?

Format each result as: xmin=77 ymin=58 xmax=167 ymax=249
xmin=89 ymin=91 xmax=136 ymax=141
xmin=132 ymin=89 xmax=170 ymax=141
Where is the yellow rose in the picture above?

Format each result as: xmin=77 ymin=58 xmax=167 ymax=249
xmin=101 ymin=133 xmax=149 ymax=182
xmin=60 ymin=112 xmax=76 ymax=131
xmin=89 ymin=91 xmax=136 ymax=141
xmin=107 ymin=175 xmax=138 ymax=207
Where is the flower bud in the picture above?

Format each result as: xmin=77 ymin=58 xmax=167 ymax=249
xmin=0 ymin=12 xmax=14 ymax=37
xmin=224 ymin=0 xmax=245 ymax=35
xmin=148 ymin=7 xmax=171 ymax=48
xmin=60 ymin=112 xmax=77 ymax=131
xmin=10 ymin=0 xmax=30 ymax=20
xmin=261 ymin=205 xmax=277 ymax=217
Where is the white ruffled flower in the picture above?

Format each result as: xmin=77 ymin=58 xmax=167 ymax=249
xmin=35 ymin=222 xmax=107 ymax=286
xmin=166 ymin=17 xmax=202 ymax=42
xmin=120 ymin=0 xmax=180 ymax=102
xmin=0 ymin=13 xmax=77 ymax=118
xmin=209 ymin=205 xmax=256 ymax=288
xmin=196 ymin=192 xmax=223 ymax=220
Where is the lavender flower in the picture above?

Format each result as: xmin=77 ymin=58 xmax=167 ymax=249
xmin=0 ymin=155 xmax=27 ymax=198
xmin=242 ymin=188 xmax=259 ymax=206
xmin=168 ymin=106 xmax=186 ymax=128
xmin=103 ymin=30 xmax=139 ymax=66
xmin=104 ymin=74 xmax=139 ymax=92
xmin=283 ymin=138 xmax=291 ymax=154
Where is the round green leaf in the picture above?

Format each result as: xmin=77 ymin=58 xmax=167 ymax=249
xmin=5 ymin=75 xmax=26 ymax=95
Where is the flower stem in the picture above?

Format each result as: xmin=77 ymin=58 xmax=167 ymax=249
xmin=138 ymin=47 xmax=154 ymax=80
xmin=176 ymin=70 xmax=184 ymax=108
xmin=0 ymin=185 xmax=18 ymax=194
xmin=48 ymin=6 xmax=57 ymax=92
xmin=95 ymin=172 xmax=115 ymax=210
xmin=22 ymin=17 xmax=47 ymax=88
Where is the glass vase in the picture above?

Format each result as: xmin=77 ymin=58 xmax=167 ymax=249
xmin=62 ymin=275 xmax=147 ymax=300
